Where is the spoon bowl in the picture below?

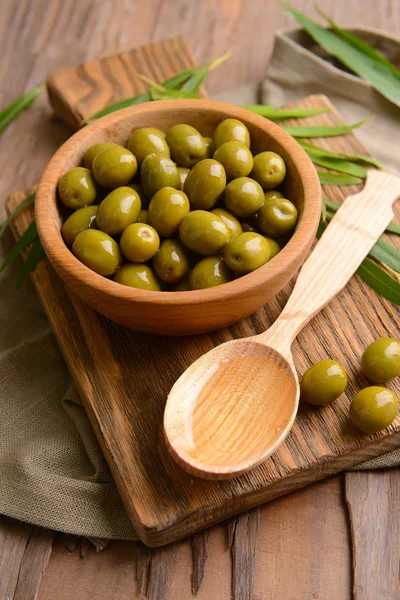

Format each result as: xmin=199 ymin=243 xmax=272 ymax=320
xmin=164 ymin=340 xmax=299 ymax=478
xmin=164 ymin=171 xmax=400 ymax=479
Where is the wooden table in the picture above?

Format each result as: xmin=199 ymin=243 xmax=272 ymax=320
xmin=0 ymin=1 xmax=399 ymax=598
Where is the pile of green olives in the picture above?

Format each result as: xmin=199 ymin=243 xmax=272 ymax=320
xmin=59 ymin=118 xmax=298 ymax=291
xmin=300 ymin=337 xmax=400 ymax=434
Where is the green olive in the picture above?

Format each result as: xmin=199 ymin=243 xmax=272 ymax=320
xmin=96 ymin=187 xmax=141 ymax=235
xmin=361 ymin=338 xmax=400 ymax=382
xmin=120 ymin=223 xmax=160 ymax=263
xmin=203 ymin=137 xmax=214 ymax=158
xmin=138 ymin=209 xmax=149 ymax=223
xmin=140 ymin=154 xmax=181 ymax=199
xmin=83 ymin=142 xmax=119 ymax=170
xmin=179 ymin=210 xmax=230 ymax=255
xmin=350 ymin=387 xmax=399 ymax=433
xmin=213 ymin=141 xmax=253 ymax=180
xmin=177 ymin=166 xmax=190 ymax=190
xmin=62 ymin=205 xmax=98 ymax=245
xmin=127 ymin=127 xmax=170 ymax=166
xmin=92 ymin=145 xmax=137 ymax=188
xmin=224 ymin=177 xmax=264 ymax=218
xmin=251 ymin=151 xmax=286 ymax=190
xmin=128 ymin=183 xmax=149 ymax=208
xmin=190 ymin=256 xmax=233 ymax=290
xmin=257 ymin=198 xmax=298 ymax=238
xmin=58 ymin=167 xmax=97 ymax=209
xmin=166 ymin=124 xmax=206 ymax=167
xmin=264 ymin=190 xmax=283 ymax=202
xmin=72 ymin=229 xmax=122 ymax=276
xmin=183 ymin=159 xmax=226 ymax=210
xmin=300 ymin=360 xmax=348 ymax=406
xmin=263 ymin=236 xmax=280 ymax=259
xmin=213 ymin=118 xmax=250 ymax=150
xmin=114 ymin=263 xmax=161 ymax=291
xmin=211 ymin=208 xmax=242 ymax=239
xmin=223 ymin=232 xmax=270 ymax=274
xmin=241 ymin=222 xmax=258 ymax=233
xmin=153 ymin=239 xmax=190 ymax=283
xmin=148 ymin=187 xmax=190 ymax=237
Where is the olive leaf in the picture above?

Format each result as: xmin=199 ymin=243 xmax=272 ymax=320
xmin=318 ymin=172 xmax=362 ymax=186
xmin=0 ymin=192 xmax=35 ymax=241
xmin=242 ymin=105 xmax=329 ymax=120
xmin=16 ymin=237 xmax=46 ymax=290
xmin=308 ymin=153 xmax=367 ymax=178
xmin=298 ymin=140 xmax=383 ymax=169
xmin=0 ymin=84 xmax=44 ymax=135
xmin=283 ymin=120 xmax=368 ymax=138
xmin=0 ymin=221 xmax=38 ymax=272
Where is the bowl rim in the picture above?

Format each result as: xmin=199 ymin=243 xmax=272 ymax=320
xmin=35 ymin=99 xmax=321 ymax=307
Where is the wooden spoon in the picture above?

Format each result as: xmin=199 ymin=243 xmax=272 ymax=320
xmin=164 ymin=170 xmax=400 ymax=479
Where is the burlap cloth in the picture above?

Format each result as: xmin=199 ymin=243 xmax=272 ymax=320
xmin=1 ymin=28 xmax=399 ymax=542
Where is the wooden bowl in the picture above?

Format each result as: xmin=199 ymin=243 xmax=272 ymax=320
xmin=35 ymin=100 xmax=321 ymax=336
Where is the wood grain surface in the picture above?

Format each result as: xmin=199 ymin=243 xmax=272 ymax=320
xmin=7 ymin=91 xmax=400 ymax=547
xmin=1 ymin=0 xmax=400 ymax=597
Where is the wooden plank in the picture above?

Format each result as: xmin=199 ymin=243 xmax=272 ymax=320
xmin=14 ymin=527 xmax=55 ymax=600
xmin=46 ymin=36 xmax=201 ymax=130
xmin=345 ymin=469 xmax=400 ymax=600
xmin=7 ymin=94 xmax=400 ymax=547
xmin=0 ymin=516 xmax=33 ymax=600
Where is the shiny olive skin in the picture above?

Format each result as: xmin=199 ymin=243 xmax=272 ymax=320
xmin=264 ymin=189 xmax=283 ymax=202
xmin=264 ymin=236 xmax=280 ymax=259
xmin=127 ymin=127 xmax=170 ymax=166
xmin=213 ymin=141 xmax=253 ymax=180
xmin=350 ymin=387 xmax=399 ymax=433
xmin=183 ymin=159 xmax=226 ymax=210
xmin=300 ymin=360 xmax=348 ymax=406
xmin=153 ymin=239 xmax=190 ymax=283
xmin=72 ymin=229 xmax=122 ymax=276
xmin=203 ymin=137 xmax=213 ymax=159
xmin=58 ymin=167 xmax=97 ymax=209
xmin=361 ymin=338 xmax=400 ymax=382
xmin=83 ymin=142 xmax=119 ymax=170
xmin=190 ymin=256 xmax=233 ymax=290
xmin=179 ymin=210 xmax=230 ymax=256
xmin=128 ymin=183 xmax=149 ymax=208
xmin=92 ymin=145 xmax=137 ymax=188
xmin=114 ymin=263 xmax=161 ymax=291
xmin=223 ymin=232 xmax=270 ymax=274
xmin=166 ymin=124 xmax=206 ymax=167
xmin=137 ymin=209 xmax=149 ymax=223
xmin=257 ymin=198 xmax=298 ymax=237
xmin=211 ymin=208 xmax=242 ymax=240
xmin=177 ymin=166 xmax=190 ymax=190
xmin=148 ymin=187 xmax=190 ymax=237
xmin=62 ymin=205 xmax=98 ymax=245
xmin=251 ymin=151 xmax=286 ymax=190
xmin=120 ymin=223 xmax=160 ymax=263
xmin=224 ymin=177 xmax=264 ymax=218
xmin=96 ymin=187 xmax=141 ymax=235
xmin=213 ymin=118 xmax=250 ymax=150
xmin=140 ymin=154 xmax=181 ymax=198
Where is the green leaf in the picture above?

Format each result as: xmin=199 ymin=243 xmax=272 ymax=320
xmin=386 ymin=222 xmax=400 ymax=236
xmin=307 ymin=152 xmax=367 ymax=178
xmin=283 ymin=120 xmax=368 ymax=138
xmin=318 ymin=172 xmax=362 ymax=185
xmin=0 ymin=192 xmax=35 ymax=241
xmin=242 ymin=105 xmax=329 ymax=120
xmin=16 ymin=237 xmax=46 ymax=290
xmin=316 ymin=219 xmax=400 ymax=304
xmin=181 ymin=53 xmax=230 ymax=93
xmin=298 ymin=140 xmax=383 ymax=169
xmin=283 ymin=3 xmax=400 ymax=106
xmin=356 ymin=258 xmax=400 ymax=304
xmin=0 ymin=221 xmax=38 ymax=272
xmin=316 ymin=5 xmax=400 ymax=106
xmin=0 ymin=84 xmax=44 ymax=135
xmin=371 ymin=238 xmax=400 ymax=273
xmin=149 ymin=88 xmax=202 ymax=100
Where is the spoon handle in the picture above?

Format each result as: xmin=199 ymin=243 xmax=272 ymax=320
xmin=259 ymin=170 xmax=400 ymax=352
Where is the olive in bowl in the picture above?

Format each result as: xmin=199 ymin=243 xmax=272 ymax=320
xmin=35 ymin=100 xmax=321 ymax=335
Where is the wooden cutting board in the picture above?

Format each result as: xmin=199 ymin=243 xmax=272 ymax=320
xmin=6 ymin=37 xmax=400 ymax=547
